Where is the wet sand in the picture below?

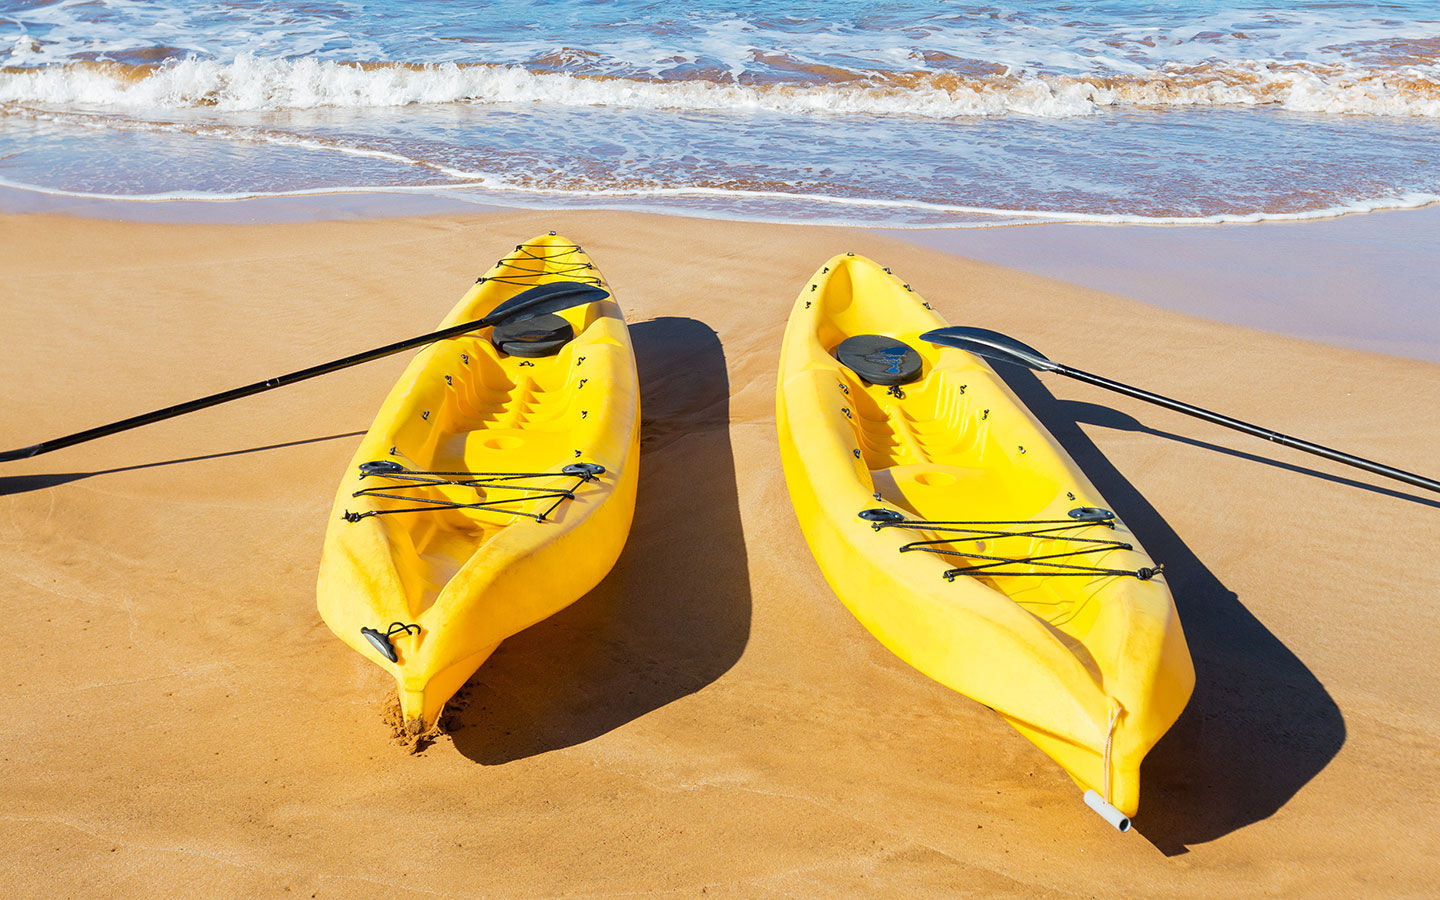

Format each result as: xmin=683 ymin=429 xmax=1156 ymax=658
xmin=1 ymin=208 xmax=1437 ymax=898
xmin=888 ymin=205 xmax=1440 ymax=363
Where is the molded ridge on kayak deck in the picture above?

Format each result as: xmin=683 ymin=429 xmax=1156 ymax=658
xmin=317 ymin=234 xmax=641 ymax=729
xmin=775 ymin=252 xmax=1194 ymax=819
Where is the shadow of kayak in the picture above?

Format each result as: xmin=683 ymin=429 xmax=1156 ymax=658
xmin=994 ymin=366 xmax=1346 ymax=855
xmin=448 ymin=316 xmax=752 ymax=764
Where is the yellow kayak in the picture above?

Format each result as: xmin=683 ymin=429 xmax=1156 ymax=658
xmin=317 ymin=234 xmax=640 ymax=730
xmin=776 ymin=252 xmax=1193 ymax=823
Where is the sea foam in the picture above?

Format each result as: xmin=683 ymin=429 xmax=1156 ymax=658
xmin=3 ymin=56 xmax=1439 ymax=118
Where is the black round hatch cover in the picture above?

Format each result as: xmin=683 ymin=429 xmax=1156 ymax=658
xmin=836 ymin=334 xmax=923 ymax=385
xmin=492 ymin=313 xmax=574 ymax=357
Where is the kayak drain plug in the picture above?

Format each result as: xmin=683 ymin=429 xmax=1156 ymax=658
xmin=361 ymin=623 xmax=420 ymax=663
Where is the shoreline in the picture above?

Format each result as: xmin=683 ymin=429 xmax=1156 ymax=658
xmin=5 ymin=184 xmax=1436 ymax=365
xmin=885 ymin=206 xmax=1440 ymax=364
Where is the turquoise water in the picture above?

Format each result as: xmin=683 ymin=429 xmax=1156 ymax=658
xmin=3 ymin=1 xmax=1439 ymax=225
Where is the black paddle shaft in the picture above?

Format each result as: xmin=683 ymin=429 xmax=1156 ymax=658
xmin=0 ymin=282 xmax=608 ymax=463
xmin=1057 ymin=364 xmax=1440 ymax=494
xmin=920 ymin=326 xmax=1440 ymax=496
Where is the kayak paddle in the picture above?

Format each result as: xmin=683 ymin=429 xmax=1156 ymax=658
xmin=0 ymin=281 xmax=609 ymax=464
xmin=921 ymin=326 xmax=1440 ymax=495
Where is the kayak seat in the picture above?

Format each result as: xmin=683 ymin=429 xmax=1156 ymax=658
xmin=492 ymin=313 xmax=574 ymax=357
xmin=835 ymin=334 xmax=923 ymax=385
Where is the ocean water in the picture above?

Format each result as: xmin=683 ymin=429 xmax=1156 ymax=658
xmin=2 ymin=0 xmax=1439 ymax=226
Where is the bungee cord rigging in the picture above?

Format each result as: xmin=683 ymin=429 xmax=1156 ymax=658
xmin=858 ymin=507 xmax=1163 ymax=581
xmin=343 ymin=460 xmax=606 ymax=524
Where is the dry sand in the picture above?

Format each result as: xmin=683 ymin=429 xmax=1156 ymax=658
xmin=1 ymin=208 xmax=1437 ymax=898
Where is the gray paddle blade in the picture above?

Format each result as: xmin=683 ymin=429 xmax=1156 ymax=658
xmin=920 ymin=327 xmax=1060 ymax=373
xmin=486 ymin=281 xmax=610 ymax=324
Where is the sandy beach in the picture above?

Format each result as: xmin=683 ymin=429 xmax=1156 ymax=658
xmin=2 ymin=207 xmax=1438 ymax=898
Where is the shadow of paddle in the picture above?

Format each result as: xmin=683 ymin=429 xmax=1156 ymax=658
xmin=0 ymin=431 xmax=367 ymax=496
xmin=991 ymin=367 xmax=1345 ymax=854
xmin=448 ymin=316 xmax=751 ymax=764
xmin=1058 ymin=400 xmax=1440 ymax=510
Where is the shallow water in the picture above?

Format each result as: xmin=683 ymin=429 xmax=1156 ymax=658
xmin=3 ymin=1 xmax=1439 ymax=226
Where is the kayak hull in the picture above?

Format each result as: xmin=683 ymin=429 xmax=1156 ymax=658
xmin=318 ymin=234 xmax=640 ymax=729
xmin=776 ymin=253 xmax=1193 ymax=816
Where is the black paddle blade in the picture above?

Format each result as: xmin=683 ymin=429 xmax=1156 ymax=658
xmin=0 ymin=444 xmax=42 ymax=463
xmin=485 ymin=281 xmax=610 ymax=325
xmin=920 ymin=327 xmax=1060 ymax=373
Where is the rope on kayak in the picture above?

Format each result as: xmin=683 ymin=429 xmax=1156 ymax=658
xmin=857 ymin=508 xmax=1163 ymax=580
xmin=476 ymin=241 xmax=605 ymax=289
xmin=1103 ymin=698 xmax=1123 ymax=804
xmin=342 ymin=460 xmax=605 ymax=524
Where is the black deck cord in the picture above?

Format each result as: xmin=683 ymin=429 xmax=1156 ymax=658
xmin=343 ymin=462 xmax=605 ymax=523
xmin=477 ymin=243 xmax=604 ymax=289
xmin=862 ymin=512 xmax=1163 ymax=580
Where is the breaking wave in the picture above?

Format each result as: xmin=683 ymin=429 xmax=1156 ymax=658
xmin=4 ymin=55 xmax=1440 ymax=118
